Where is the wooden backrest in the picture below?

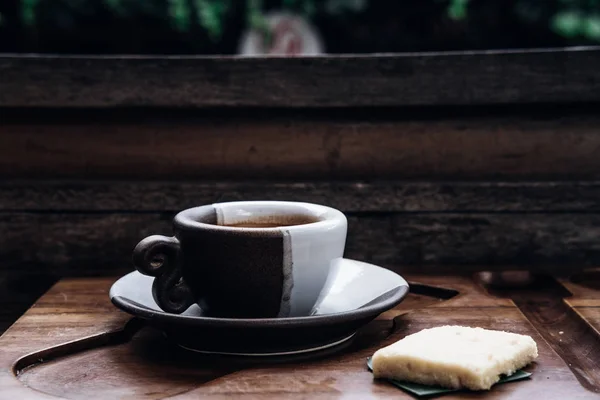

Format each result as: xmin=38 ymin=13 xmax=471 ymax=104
xmin=1 ymin=49 xmax=600 ymax=277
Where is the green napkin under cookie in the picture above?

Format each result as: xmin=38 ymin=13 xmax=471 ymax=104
xmin=366 ymin=357 xmax=531 ymax=397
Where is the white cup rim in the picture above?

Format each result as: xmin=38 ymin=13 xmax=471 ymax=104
xmin=174 ymin=200 xmax=346 ymax=234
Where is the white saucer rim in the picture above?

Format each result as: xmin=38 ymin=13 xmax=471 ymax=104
xmin=110 ymin=258 xmax=409 ymax=327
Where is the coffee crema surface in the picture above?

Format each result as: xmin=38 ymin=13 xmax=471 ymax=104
xmin=221 ymin=215 xmax=321 ymax=228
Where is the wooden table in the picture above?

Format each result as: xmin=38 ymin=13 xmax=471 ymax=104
xmin=1 ymin=272 xmax=600 ymax=399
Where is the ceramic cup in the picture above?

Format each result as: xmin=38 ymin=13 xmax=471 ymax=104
xmin=132 ymin=201 xmax=347 ymax=318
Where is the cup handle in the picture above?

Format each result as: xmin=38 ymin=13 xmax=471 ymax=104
xmin=132 ymin=235 xmax=195 ymax=314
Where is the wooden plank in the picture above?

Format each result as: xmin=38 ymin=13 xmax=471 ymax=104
xmin=0 ymin=273 xmax=57 ymax=335
xmin=2 ymin=109 xmax=600 ymax=180
xmin=560 ymin=270 xmax=600 ymax=335
xmin=1 ymin=48 xmax=600 ymax=107
xmin=350 ymin=213 xmax=600 ymax=269
xmin=2 ymin=180 xmax=600 ymax=212
xmin=1 ymin=212 xmax=599 ymax=276
xmin=0 ymin=278 xmax=132 ymax=400
xmin=1 ymin=275 xmax=598 ymax=398
xmin=487 ymin=276 xmax=600 ymax=392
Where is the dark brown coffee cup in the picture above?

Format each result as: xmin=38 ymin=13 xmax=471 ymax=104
xmin=132 ymin=201 xmax=347 ymax=318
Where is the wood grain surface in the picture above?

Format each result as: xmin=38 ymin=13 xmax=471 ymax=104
xmin=561 ymin=271 xmax=600 ymax=335
xmin=2 ymin=105 xmax=600 ymax=273
xmin=1 ymin=274 xmax=599 ymax=399
xmin=3 ymin=180 xmax=600 ymax=212
xmin=1 ymin=48 xmax=600 ymax=107
xmin=0 ymin=273 xmax=57 ymax=334
xmin=2 ymin=107 xmax=600 ymax=180
xmin=489 ymin=275 xmax=600 ymax=392
xmin=2 ymin=212 xmax=600 ymax=276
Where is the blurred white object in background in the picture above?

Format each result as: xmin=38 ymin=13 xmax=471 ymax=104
xmin=238 ymin=11 xmax=324 ymax=56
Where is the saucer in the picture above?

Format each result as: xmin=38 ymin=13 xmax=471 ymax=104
xmin=110 ymin=258 xmax=409 ymax=357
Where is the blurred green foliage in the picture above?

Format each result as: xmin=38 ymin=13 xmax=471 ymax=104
xmin=22 ymin=0 xmax=40 ymax=27
xmin=168 ymin=0 xmax=191 ymax=32
xmin=443 ymin=0 xmax=600 ymax=42
xmin=6 ymin=0 xmax=600 ymax=54
xmin=17 ymin=0 xmax=600 ymax=42
xmin=447 ymin=0 xmax=469 ymax=20
xmin=17 ymin=0 xmax=376 ymax=40
xmin=551 ymin=8 xmax=600 ymax=40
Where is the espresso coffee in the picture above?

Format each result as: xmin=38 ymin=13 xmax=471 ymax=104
xmin=227 ymin=222 xmax=299 ymax=228
xmin=222 ymin=214 xmax=320 ymax=228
